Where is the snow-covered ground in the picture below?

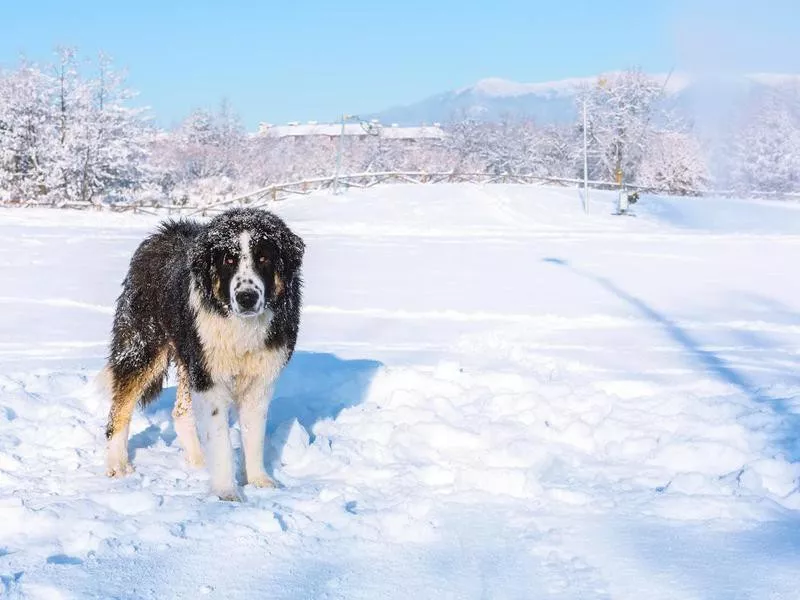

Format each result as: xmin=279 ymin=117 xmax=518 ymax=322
xmin=2 ymin=184 xmax=800 ymax=599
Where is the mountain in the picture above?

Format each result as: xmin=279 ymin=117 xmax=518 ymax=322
xmin=369 ymin=73 xmax=800 ymax=126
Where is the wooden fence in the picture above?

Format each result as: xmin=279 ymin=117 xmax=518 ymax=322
xmin=3 ymin=171 xmax=800 ymax=215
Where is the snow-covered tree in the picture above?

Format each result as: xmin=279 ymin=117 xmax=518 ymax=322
xmin=86 ymin=54 xmax=153 ymax=203
xmin=637 ymin=130 xmax=709 ymax=194
xmin=0 ymin=49 xmax=152 ymax=205
xmin=483 ymin=119 xmax=537 ymax=175
xmin=444 ymin=118 xmax=548 ymax=175
xmin=50 ymin=50 xmax=152 ymax=204
xmin=153 ymin=100 xmax=247 ymax=202
xmin=532 ymin=125 xmax=580 ymax=179
xmin=0 ymin=61 xmax=56 ymax=203
xmin=577 ymin=69 xmax=663 ymax=184
xmin=729 ymin=84 xmax=800 ymax=194
xmin=444 ymin=119 xmax=491 ymax=173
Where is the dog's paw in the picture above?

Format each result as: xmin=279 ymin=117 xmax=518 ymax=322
xmin=216 ymin=488 xmax=243 ymax=502
xmin=248 ymin=473 xmax=276 ymax=489
xmin=105 ymin=462 xmax=135 ymax=478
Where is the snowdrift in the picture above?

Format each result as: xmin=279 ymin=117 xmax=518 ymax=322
xmin=1 ymin=184 xmax=799 ymax=599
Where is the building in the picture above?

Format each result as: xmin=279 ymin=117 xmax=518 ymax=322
xmin=257 ymin=121 xmax=446 ymax=141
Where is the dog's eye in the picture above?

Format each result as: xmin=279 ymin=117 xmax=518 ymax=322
xmin=223 ymin=254 xmax=236 ymax=266
xmin=258 ymin=255 xmax=268 ymax=264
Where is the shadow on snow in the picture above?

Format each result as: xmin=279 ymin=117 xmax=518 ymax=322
xmin=129 ymin=351 xmax=382 ymax=471
xmin=543 ymin=256 xmax=800 ymax=461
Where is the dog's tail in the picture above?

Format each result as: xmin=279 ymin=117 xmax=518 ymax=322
xmin=72 ymin=363 xmax=114 ymax=415
xmin=92 ymin=363 xmax=114 ymax=399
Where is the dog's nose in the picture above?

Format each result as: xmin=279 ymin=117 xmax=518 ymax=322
xmin=235 ymin=290 xmax=259 ymax=311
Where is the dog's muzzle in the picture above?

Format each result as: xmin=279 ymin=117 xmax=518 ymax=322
xmin=232 ymin=287 xmax=264 ymax=317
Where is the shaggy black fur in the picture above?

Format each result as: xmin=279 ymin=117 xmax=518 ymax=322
xmin=106 ymin=208 xmax=304 ymax=439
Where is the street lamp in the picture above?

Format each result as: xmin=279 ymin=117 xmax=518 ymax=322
xmin=333 ymin=114 xmax=353 ymax=195
xmin=333 ymin=114 xmax=380 ymax=195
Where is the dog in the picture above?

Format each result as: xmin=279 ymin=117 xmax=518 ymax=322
xmin=104 ymin=207 xmax=304 ymax=500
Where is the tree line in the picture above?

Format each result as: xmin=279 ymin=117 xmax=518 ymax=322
xmin=1 ymin=51 xmax=798 ymax=206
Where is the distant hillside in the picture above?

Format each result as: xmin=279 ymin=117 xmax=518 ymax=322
xmin=368 ymin=73 xmax=800 ymax=126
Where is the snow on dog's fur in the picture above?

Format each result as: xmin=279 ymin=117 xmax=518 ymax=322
xmin=104 ymin=208 xmax=304 ymax=500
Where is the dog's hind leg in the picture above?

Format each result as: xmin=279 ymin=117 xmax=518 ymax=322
xmin=172 ymin=360 xmax=204 ymax=468
xmin=105 ymin=347 xmax=169 ymax=477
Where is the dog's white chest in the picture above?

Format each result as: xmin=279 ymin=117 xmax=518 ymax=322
xmin=190 ymin=286 xmax=286 ymax=383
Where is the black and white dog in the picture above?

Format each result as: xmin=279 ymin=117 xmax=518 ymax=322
xmin=104 ymin=208 xmax=304 ymax=500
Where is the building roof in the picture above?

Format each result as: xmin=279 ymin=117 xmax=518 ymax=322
xmin=258 ymin=121 xmax=445 ymax=140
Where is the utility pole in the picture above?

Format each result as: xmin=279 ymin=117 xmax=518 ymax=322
xmin=333 ymin=114 xmax=380 ymax=195
xmin=582 ymin=97 xmax=589 ymax=213
xmin=333 ymin=114 xmax=351 ymax=195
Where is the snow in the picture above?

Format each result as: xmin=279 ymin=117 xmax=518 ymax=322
xmin=258 ymin=123 xmax=445 ymax=140
xmin=462 ymin=73 xmax=691 ymax=98
xmin=465 ymin=76 xmax=596 ymax=98
xmin=747 ymin=73 xmax=800 ymax=88
xmin=378 ymin=125 xmax=445 ymax=140
xmin=460 ymin=72 xmax=800 ymax=100
xmin=1 ymin=183 xmax=800 ymax=598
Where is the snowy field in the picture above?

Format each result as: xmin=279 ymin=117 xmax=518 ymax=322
xmin=1 ymin=183 xmax=800 ymax=599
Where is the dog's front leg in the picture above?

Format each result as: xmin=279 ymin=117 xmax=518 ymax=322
xmin=238 ymin=379 xmax=275 ymax=489
xmin=195 ymin=384 xmax=240 ymax=501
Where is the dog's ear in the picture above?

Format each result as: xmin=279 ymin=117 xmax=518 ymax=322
xmin=279 ymin=228 xmax=305 ymax=275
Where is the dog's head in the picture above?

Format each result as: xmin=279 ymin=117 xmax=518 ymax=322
xmin=190 ymin=208 xmax=305 ymax=318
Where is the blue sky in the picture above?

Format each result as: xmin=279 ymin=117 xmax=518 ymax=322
xmin=2 ymin=0 xmax=798 ymax=129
